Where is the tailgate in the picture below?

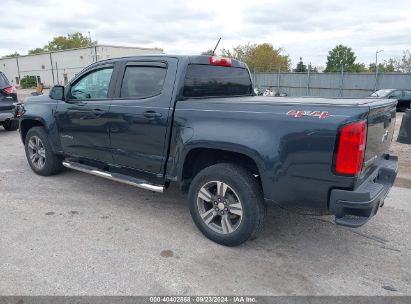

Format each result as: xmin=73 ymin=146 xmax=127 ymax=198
xmin=363 ymin=100 xmax=397 ymax=171
xmin=0 ymin=92 xmax=15 ymax=111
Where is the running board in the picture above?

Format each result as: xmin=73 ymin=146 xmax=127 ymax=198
xmin=62 ymin=161 xmax=165 ymax=193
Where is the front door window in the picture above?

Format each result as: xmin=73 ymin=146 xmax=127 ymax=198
xmin=70 ymin=68 xmax=113 ymax=100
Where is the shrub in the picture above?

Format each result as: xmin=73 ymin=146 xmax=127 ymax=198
xmin=20 ymin=75 xmax=37 ymax=89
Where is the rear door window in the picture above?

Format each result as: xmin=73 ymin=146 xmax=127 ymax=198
xmin=0 ymin=72 xmax=11 ymax=88
xmin=389 ymin=90 xmax=403 ymax=99
xmin=183 ymin=65 xmax=253 ymax=98
xmin=403 ymin=90 xmax=411 ymax=99
xmin=120 ymin=66 xmax=167 ymax=98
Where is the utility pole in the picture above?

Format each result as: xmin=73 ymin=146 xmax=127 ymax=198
xmin=339 ymin=52 xmax=348 ymax=97
xmin=375 ymin=49 xmax=384 ymax=92
xmin=15 ymin=56 xmax=21 ymax=85
xmin=277 ymin=66 xmax=281 ymax=93
xmin=49 ymin=52 xmax=55 ymax=85
xmin=340 ymin=61 xmax=344 ymax=97
xmin=253 ymin=64 xmax=256 ymax=88
xmin=55 ymin=62 xmax=59 ymax=84
xmin=336 ymin=50 xmax=345 ymax=97
xmin=306 ymin=62 xmax=311 ymax=96
xmin=88 ymin=31 xmax=94 ymax=62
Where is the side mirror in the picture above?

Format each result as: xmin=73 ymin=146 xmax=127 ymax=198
xmin=49 ymin=85 xmax=65 ymax=100
xmin=388 ymin=95 xmax=397 ymax=99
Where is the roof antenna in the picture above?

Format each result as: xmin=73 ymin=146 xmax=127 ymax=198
xmin=212 ymin=38 xmax=222 ymax=55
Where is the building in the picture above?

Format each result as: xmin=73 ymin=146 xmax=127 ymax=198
xmin=0 ymin=45 xmax=164 ymax=88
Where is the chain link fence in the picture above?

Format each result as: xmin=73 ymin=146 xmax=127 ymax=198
xmin=253 ymin=71 xmax=411 ymax=97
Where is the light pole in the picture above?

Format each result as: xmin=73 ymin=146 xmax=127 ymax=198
xmin=88 ymin=31 xmax=94 ymax=62
xmin=306 ymin=62 xmax=311 ymax=96
xmin=337 ymin=51 xmax=347 ymax=97
xmin=375 ymin=49 xmax=384 ymax=91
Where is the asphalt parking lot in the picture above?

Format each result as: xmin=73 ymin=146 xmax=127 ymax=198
xmin=1 ymin=119 xmax=410 ymax=296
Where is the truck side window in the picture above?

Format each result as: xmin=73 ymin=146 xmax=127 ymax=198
xmin=120 ymin=66 xmax=166 ymax=98
xmin=70 ymin=67 xmax=113 ymax=100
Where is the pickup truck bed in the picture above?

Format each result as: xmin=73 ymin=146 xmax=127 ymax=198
xmin=19 ymin=55 xmax=398 ymax=246
xmin=169 ymin=95 xmax=396 ymax=211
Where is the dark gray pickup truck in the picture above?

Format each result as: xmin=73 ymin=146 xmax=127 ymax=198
xmin=19 ymin=55 xmax=398 ymax=246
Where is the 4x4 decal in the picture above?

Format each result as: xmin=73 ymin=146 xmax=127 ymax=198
xmin=287 ymin=110 xmax=330 ymax=119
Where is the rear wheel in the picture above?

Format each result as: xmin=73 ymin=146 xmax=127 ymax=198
xmin=3 ymin=120 xmax=19 ymax=131
xmin=188 ymin=163 xmax=266 ymax=246
xmin=24 ymin=127 xmax=64 ymax=176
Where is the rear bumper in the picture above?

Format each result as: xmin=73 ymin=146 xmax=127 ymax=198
xmin=0 ymin=112 xmax=15 ymax=122
xmin=0 ymin=103 xmax=19 ymax=122
xmin=329 ymin=154 xmax=398 ymax=228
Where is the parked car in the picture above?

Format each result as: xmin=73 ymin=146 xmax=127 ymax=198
xmin=254 ymin=87 xmax=263 ymax=95
xmin=397 ymin=109 xmax=411 ymax=144
xmin=369 ymin=89 xmax=411 ymax=111
xmin=0 ymin=71 xmax=19 ymax=131
xmin=19 ymin=55 xmax=398 ymax=246
xmin=262 ymin=88 xmax=287 ymax=97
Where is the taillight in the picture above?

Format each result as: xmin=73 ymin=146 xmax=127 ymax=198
xmin=335 ymin=120 xmax=367 ymax=175
xmin=16 ymin=104 xmax=24 ymax=118
xmin=209 ymin=56 xmax=232 ymax=67
xmin=2 ymin=86 xmax=15 ymax=95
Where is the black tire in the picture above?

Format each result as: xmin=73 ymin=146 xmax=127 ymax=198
xmin=3 ymin=120 xmax=19 ymax=131
xmin=188 ymin=163 xmax=266 ymax=246
xmin=24 ymin=127 xmax=64 ymax=176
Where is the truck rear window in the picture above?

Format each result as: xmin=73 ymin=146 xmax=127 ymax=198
xmin=183 ymin=65 xmax=253 ymax=98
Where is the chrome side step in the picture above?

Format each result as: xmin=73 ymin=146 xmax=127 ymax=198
xmin=62 ymin=160 xmax=165 ymax=193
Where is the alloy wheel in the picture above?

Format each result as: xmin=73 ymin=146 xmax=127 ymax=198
xmin=27 ymin=136 xmax=46 ymax=169
xmin=197 ymin=181 xmax=243 ymax=234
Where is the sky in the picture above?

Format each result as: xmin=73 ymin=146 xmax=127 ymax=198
xmin=1 ymin=0 xmax=410 ymax=68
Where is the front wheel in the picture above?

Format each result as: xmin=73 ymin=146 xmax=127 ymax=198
xmin=24 ymin=127 xmax=64 ymax=176
xmin=188 ymin=163 xmax=266 ymax=246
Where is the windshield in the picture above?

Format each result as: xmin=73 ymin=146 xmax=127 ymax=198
xmin=370 ymin=89 xmax=392 ymax=97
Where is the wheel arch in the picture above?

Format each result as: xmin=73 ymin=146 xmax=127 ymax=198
xmin=20 ymin=118 xmax=46 ymax=144
xmin=179 ymin=146 xmax=263 ymax=193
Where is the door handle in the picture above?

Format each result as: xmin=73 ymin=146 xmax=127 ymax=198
xmin=143 ymin=111 xmax=162 ymax=119
xmin=66 ymin=100 xmax=86 ymax=106
xmin=92 ymin=108 xmax=106 ymax=117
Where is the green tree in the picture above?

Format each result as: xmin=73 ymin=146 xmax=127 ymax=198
xmin=201 ymin=49 xmax=214 ymax=55
xmin=28 ymin=48 xmax=45 ymax=55
xmin=2 ymin=52 xmax=20 ymax=58
xmin=309 ymin=65 xmax=319 ymax=72
xmin=325 ymin=45 xmax=357 ymax=72
xmin=28 ymin=32 xmax=96 ymax=54
xmin=396 ymin=50 xmax=411 ymax=73
xmin=220 ymin=43 xmax=290 ymax=72
xmin=368 ymin=61 xmax=397 ymax=73
xmin=293 ymin=57 xmax=307 ymax=72
xmin=351 ymin=63 xmax=368 ymax=72
xmin=368 ymin=51 xmax=411 ymax=73
xmin=44 ymin=32 xmax=95 ymax=51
